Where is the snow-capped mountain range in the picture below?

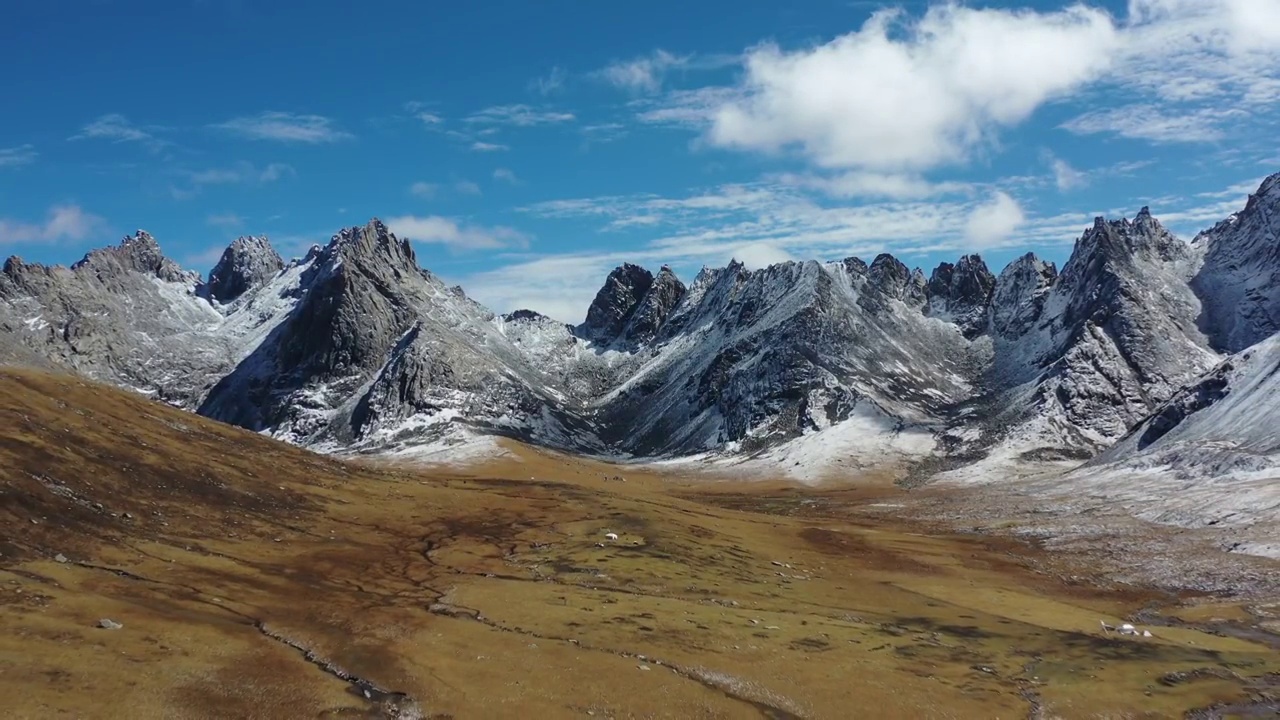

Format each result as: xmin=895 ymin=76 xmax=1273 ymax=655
xmin=3 ymin=174 xmax=1279 ymax=502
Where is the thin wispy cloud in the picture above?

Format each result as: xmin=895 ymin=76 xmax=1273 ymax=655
xmin=471 ymin=141 xmax=509 ymax=152
xmin=775 ymin=171 xmax=972 ymax=200
xmin=169 ymin=161 xmax=295 ymax=200
xmin=580 ymin=123 xmax=628 ymax=146
xmin=595 ymin=51 xmax=737 ymax=95
xmin=1044 ymin=153 xmax=1087 ymax=191
xmin=493 ymin=168 xmax=519 ymax=184
xmin=258 ymin=162 xmax=294 ymax=182
xmin=1061 ymin=105 xmax=1247 ymax=143
xmin=0 ymin=145 xmax=38 ymax=168
xmin=0 ymin=205 xmax=106 ymax=245
xmin=530 ymin=66 xmax=568 ymax=96
xmin=206 ymin=213 xmax=245 ymax=228
xmin=187 ymin=162 xmax=295 ymax=186
xmin=464 ymin=104 xmax=575 ymax=126
xmin=385 ymin=215 xmax=530 ymax=251
xmin=69 ymin=114 xmax=171 ymax=151
xmin=181 ymin=244 xmax=233 ymax=272
xmin=409 ymin=181 xmax=439 ymax=199
xmin=213 ymin=111 xmax=352 ymax=143
xmin=404 ymin=101 xmax=445 ymax=126
xmin=597 ymin=50 xmax=690 ymax=94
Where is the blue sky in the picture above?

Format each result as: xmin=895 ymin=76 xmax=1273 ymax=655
xmin=2 ymin=0 xmax=1278 ymax=322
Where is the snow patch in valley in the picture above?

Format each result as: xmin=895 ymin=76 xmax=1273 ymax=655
xmin=379 ymin=427 xmax=513 ymax=466
xmin=657 ymin=402 xmax=937 ymax=484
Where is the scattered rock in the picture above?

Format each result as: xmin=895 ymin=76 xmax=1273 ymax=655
xmin=98 ymin=618 xmax=123 ymax=630
xmin=54 ymin=553 xmax=68 ymax=564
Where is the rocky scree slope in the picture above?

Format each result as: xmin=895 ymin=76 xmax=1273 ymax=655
xmin=3 ymin=174 xmax=1280 ymax=482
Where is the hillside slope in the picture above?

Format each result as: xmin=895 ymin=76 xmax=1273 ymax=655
xmin=5 ymin=369 xmax=1280 ymax=718
xmin=1060 ymin=334 xmax=1280 ymax=554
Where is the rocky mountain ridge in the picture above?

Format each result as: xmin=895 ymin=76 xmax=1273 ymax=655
xmin=3 ymin=174 xmax=1279 ymax=485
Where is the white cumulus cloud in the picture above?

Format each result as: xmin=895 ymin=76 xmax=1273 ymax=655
xmin=731 ymin=242 xmax=795 ymax=270
xmin=708 ymin=5 xmax=1118 ymax=172
xmin=965 ymin=191 xmax=1025 ymax=248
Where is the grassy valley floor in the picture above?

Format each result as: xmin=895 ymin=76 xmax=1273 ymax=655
xmin=2 ymin=368 xmax=1278 ymax=718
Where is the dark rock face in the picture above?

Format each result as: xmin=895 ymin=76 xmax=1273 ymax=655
xmin=199 ymin=219 xmax=434 ymax=433
xmin=1191 ymin=172 xmax=1280 ymax=353
xmin=617 ymin=266 xmax=686 ymax=345
xmin=925 ymin=254 xmax=996 ymax=338
xmin=597 ymin=258 xmax=978 ymax=455
xmin=990 ymin=253 xmax=1057 ymax=338
xmin=203 ymin=236 xmax=284 ymax=303
xmin=1137 ymin=364 xmax=1232 ymax=450
xmin=278 ymin=219 xmax=423 ymax=374
xmin=867 ymin=253 xmax=927 ymax=307
xmin=578 ymin=263 xmax=655 ymax=344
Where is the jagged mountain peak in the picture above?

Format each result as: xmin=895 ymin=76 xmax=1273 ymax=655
xmin=579 ymin=263 xmax=656 ymax=344
xmin=867 ymin=253 xmax=926 ymax=305
xmin=1071 ymin=207 xmax=1188 ymax=273
xmin=323 ymin=218 xmax=420 ymax=276
xmin=925 ymin=253 xmax=995 ymax=337
xmin=203 ymin=235 xmax=284 ymax=304
xmin=5 ymin=174 xmax=1280 ymax=489
xmin=71 ymin=229 xmax=198 ymax=285
xmin=503 ymin=308 xmax=555 ymax=323
xmin=1253 ymin=171 xmax=1280 ymax=202
xmin=619 ymin=264 xmax=686 ymax=346
xmin=990 ymin=252 xmax=1057 ymax=338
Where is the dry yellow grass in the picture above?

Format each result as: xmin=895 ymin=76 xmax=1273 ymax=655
xmin=2 ymin=368 xmax=1278 ymax=719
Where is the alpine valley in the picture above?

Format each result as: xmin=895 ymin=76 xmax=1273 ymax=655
xmin=3 ymin=174 xmax=1280 ymax=550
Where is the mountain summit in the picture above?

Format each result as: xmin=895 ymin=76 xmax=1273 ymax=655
xmin=3 ymin=175 xmax=1280 ymax=495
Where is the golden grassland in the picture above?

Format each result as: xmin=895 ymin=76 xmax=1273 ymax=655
xmin=2 ymin=368 xmax=1278 ymax=719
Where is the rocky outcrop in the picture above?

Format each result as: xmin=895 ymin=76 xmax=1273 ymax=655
xmin=990 ymin=253 xmax=1057 ymax=338
xmin=984 ymin=207 xmax=1218 ymax=455
xmin=1191 ymin=172 xmax=1280 ymax=353
xmin=925 ymin=254 xmax=996 ymax=338
xmin=72 ymin=231 xmax=201 ymax=286
xmin=202 ymin=236 xmax=284 ymax=303
xmin=578 ymin=263 xmax=654 ymax=345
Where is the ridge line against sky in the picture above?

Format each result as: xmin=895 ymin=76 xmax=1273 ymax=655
xmin=2 ymin=0 xmax=1279 ymax=322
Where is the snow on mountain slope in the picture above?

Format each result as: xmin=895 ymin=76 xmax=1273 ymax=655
xmin=657 ymin=401 xmax=938 ymax=483
xmin=592 ymin=256 xmax=981 ymax=462
xmin=973 ymin=209 xmax=1220 ymax=462
xmin=0 ymin=232 xmax=237 ymax=403
xmin=1032 ymin=334 xmax=1280 ymax=556
xmin=3 ymin=174 xmax=1280 ymax=493
xmin=198 ymin=221 xmax=601 ymax=453
xmin=1191 ymin=173 xmax=1280 ymax=353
